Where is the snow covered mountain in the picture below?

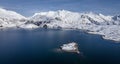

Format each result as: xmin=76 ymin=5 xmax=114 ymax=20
xmin=29 ymin=10 xmax=120 ymax=28
xmin=0 ymin=8 xmax=25 ymax=19
xmin=0 ymin=8 xmax=120 ymax=42
xmin=0 ymin=8 xmax=27 ymax=28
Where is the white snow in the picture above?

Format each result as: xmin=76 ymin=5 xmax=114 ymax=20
xmin=61 ymin=42 xmax=80 ymax=53
xmin=0 ymin=8 xmax=25 ymax=19
xmin=0 ymin=8 xmax=27 ymax=29
xmin=20 ymin=24 xmax=39 ymax=29
xmin=92 ymin=25 xmax=120 ymax=42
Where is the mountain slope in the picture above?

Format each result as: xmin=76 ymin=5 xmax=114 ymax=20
xmin=0 ymin=8 xmax=25 ymax=19
xmin=30 ymin=10 xmax=116 ymax=27
xmin=0 ymin=8 xmax=26 ymax=28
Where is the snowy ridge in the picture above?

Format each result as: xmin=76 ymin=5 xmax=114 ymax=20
xmin=30 ymin=10 xmax=116 ymax=26
xmin=0 ymin=8 xmax=25 ymax=19
xmin=0 ymin=8 xmax=120 ymax=42
xmin=0 ymin=8 xmax=29 ymax=28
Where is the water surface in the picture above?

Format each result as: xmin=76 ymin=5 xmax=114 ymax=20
xmin=0 ymin=28 xmax=120 ymax=64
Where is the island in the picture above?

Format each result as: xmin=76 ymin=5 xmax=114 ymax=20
xmin=60 ymin=42 xmax=80 ymax=54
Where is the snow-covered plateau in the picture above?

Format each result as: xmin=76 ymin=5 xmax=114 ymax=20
xmin=0 ymin=8 xmax=120 ymax=42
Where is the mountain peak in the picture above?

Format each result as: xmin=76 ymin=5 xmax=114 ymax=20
xmin=0 ymin=8 xmax=26 ymax=19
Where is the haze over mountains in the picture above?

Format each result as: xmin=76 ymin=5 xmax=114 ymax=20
xmin=0 ymin=8 xmax=120 ymax=42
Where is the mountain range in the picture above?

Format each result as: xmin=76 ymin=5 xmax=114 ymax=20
xmin=0 ymin=8 xmax=120 ymax=42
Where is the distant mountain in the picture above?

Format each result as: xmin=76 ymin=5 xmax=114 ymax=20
xmin=0 ymin=8 xmax=26 ymax=28
xmin=29 ymin=10 xmax=120 ymax=27
xmin=0 ymin=8 xmax=120 ymax=42
xmin=0 ymin=8 xmax=25 ymax=19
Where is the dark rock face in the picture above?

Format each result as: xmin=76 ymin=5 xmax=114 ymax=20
xmin=34 ymin=22 xmax=42 ymax=26
xmin=25 ymin=20 xmax=34 ymax=24
xmin=55 ymin=17 xmax=62 ymax=21
xmin=0 ymin=25 xmax=3 ymax=27
xmin=112 ymin=15 xmax=120 ymax=20
xmin=57 ymin=26 xmax=62 ymax=29
xmin=43 ymin=24 xmax=47 ymax=29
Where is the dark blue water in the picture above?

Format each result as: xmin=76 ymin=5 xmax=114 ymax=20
xmin=0 ymin=28 xmax=120 ymax=64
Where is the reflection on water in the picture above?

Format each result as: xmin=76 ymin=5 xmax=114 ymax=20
xmin=0 ymin=28 xmax=120 ymax=64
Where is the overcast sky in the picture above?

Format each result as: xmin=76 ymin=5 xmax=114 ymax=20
xmin=0 ymin=0 xmax=120 ymax=16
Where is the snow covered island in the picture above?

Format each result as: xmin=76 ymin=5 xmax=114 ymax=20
xmin=61 ymin=42 xmax=80 ymax=54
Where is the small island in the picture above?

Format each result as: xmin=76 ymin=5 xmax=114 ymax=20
xmin=60 ymin=42 xmax=80 ymax=54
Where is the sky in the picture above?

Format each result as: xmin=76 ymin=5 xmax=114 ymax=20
xmin=0 ymin=0 xmax=120 ymax=16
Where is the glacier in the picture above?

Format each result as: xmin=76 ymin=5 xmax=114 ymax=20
xmin=0 ymin=8 xmax=120 ymax=42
